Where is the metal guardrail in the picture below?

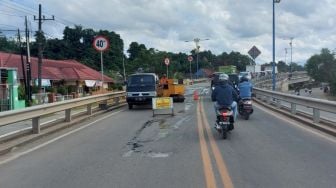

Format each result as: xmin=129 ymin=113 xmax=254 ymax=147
xmin=0 ymin=91 xmax=126 ymax=134
xmin=254 ymin=88 xmax=336 ymax=123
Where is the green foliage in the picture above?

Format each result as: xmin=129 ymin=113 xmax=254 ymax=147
xmin=173 ymin=72 xmax=184 ymax=79
xmin=111 ymin=83 xmax=123 ymax=91
xmin=31 ymin=85 xmax=39 ymax=94
xmin=277 ymin=61 xmax=289 ymax=72
xmin=306 ymin=48 xmax=336 ymax=95
xmin=330 ymin=81 xmax=336 ymax=95
xmin=67 ymin=85 xmax=77 ymax=93
xmin=18 ymin=85 xmax=25 ymax=100
xmin=214 ymin=51 xmax=252 ymax=72
xmin=57 ymin=86 xmax=67 ymax=95
xmin=306 ymin=48 xmax=336 ymax=83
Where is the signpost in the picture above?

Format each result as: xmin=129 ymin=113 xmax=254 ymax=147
xmin=188 ymin=56 xmax=193 ymax=81
xmin=152 ymin=97 xmax=174 ymax=116
xmin=248 ymin=45 xmax=261 ymax=64
xmin=164 ymin=57 xmax=170 ymax=78
xmin=93 ymin=36 xmax=109 ymax=89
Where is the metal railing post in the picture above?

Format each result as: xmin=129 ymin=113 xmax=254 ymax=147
xmin=87 ymin=104 xmax=92 ymax=115
xmin=291 ymin=103 xmax=297 ymax=114
xmin=313 ymin=108 xmax=320 ymax=123
xmin=32 ymin=117 xmax=40 ymax=134
xmin=276 ymin=99 xmax=281 ymax=108
xmin=65 ymin=109 xmax=72 ymax=122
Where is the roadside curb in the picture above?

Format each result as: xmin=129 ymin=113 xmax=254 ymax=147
xmin=253 ymin=98 xmax=336 ymax=137
xmin=0 ymin=103 xmax=126 ymax=156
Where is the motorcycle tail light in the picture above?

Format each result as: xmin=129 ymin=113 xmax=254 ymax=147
xmin=222 ymin=111 xmax=233 ymax=116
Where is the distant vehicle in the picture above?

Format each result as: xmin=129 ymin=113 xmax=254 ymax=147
xmin=126 ymin=73 xmax=159 ymax=109
xmin=239 ymin=71 xmax=252 ymax=80
xmin=218 ymin=65 xmax=237 ymax=74
xmin=210 ymin=72 xmax=239 ymax=93
xmin=228 ymin=73 xmax=239 ymax=90
xmin=246 ymin=65 xmax=261 ymax=73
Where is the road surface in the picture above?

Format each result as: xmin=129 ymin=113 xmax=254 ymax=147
xmin=0 ymin=83 xmax=335 ymax=188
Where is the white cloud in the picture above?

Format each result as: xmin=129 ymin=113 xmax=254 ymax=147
xmin=1 ymin=0 xmax=335 ymax=65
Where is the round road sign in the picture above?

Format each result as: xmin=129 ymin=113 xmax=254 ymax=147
xmin=93 ymin=36 xmax=110 ymax=51
xmin=188 ymin=56 xmax=193 ymax=62
xmin=164 ymin=58 xmax=170 ymax=66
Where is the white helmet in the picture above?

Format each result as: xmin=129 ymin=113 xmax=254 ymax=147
xmin=218 ymin=73 xmax=229 ymax=81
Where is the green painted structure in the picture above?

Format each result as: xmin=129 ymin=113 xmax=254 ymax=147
xmin=0 ymin=68 xmax=25 ymax=111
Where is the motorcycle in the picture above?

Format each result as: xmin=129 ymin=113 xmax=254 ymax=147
xmin=215 ymin=107 xmax=234 ymax=139
xmin=238 ymin=98 xmax=253 ymax=120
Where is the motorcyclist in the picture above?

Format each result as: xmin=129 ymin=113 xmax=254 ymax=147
xmin=211 ymin=73 xmax=238 ymax=122
xmin=238 ymin=76 xmax=253 ymax=100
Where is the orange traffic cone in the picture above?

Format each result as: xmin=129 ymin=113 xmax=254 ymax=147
xmin=193 ymin=90 xmax=199 ymax=100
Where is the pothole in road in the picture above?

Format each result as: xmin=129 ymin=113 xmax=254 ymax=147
xmin=124 ymin=119 xmax=171 ymax=158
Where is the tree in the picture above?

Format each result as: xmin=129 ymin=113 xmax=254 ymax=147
xmin=306 ymin=48 xmax=336 ymax=82
xmin=277 ymin=61 xmax=289 ymax=72
xmin=306 ymin=48 xmax=336 ymax=95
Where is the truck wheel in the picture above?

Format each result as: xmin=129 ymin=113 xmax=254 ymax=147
xmin=128 ymin=104 xmax=133 ymax=109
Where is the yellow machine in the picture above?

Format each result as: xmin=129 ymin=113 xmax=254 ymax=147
xmin=157 ymin=79 xmax=185 ymax=102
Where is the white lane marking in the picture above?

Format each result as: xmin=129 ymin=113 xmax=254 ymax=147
xmin=255 ymin=103 xmax=336 ymax=144
xmin=0 ymin=110 xmax=124 ymax=166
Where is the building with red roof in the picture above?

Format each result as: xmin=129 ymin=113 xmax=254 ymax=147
xmin=0 ymin=51 xmax=113 ymax=83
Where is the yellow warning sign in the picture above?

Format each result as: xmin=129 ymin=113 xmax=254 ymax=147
xmin=152 ymin=97 xmax=173 ymax=110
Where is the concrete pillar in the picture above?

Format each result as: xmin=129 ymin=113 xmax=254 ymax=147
xmin=87 ymin=104 xmax=92 ymax=115
xmin=313 ymin=108 xmax=320 ymax=123
xmin=276 ymin=99 xmax=281 ymax=108
xmin=65 ymin=109 xmax=71 ymax=122
xmin=291 ymin=103 xmax=297 ymax=114
xmin=32 ymin=117 xmax=40 ymax=134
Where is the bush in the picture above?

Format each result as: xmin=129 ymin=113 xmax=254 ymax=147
xmin=18 ymin=85 xmax=25 ymax=100
xmin=111 ymin=83 xmax=123 ymax=91
xmin=57 ymin=86 xmax=67 ymax=95
xmin=173 ymin=72 xmax=184 ymax=80
xmin=32 ymin=85 xmax=39 ymax=93
xmin=67 ymin=85 xmax=77 ymax=93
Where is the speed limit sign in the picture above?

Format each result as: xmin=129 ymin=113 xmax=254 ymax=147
xmin=188 ymin=56 xmax=193 ymax=62
xmin=164 ymin=58 xmax=170 ymax=66
xmin=93 ymin=36 xmax=110 ymax=51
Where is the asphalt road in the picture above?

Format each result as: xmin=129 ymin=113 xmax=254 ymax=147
xmin=0 ymin=83 xmax=335 ymax=188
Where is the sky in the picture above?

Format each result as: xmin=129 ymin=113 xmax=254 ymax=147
xmin=0 ymin=0 xmax=335 ymax=65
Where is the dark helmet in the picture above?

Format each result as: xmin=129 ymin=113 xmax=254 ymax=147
xmin=240 ymin=76 xmax=248 ymax=83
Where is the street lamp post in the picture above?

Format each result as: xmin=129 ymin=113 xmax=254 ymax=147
xmin=284 ymin=48 xmax=288 ymax=65
xmin=272 ymin=0 xmax=281 ymax=91
xmin=289 ymin=37 xmax=293 ymax=72
xmin=185 ymin=38 xmax=209 ymax=79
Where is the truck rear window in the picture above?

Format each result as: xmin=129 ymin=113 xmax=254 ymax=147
xmin=127 ymin=75 xmax=155 ymax=86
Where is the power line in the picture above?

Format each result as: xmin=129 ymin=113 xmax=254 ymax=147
xmin=0 ymin=0 xmax=37 ymax=15
xmin=0 ymin=2 xmax=36 ymax=16
xmin=1 ymin=0 xmax=77 ymax=27
xmin=0 ymin=11 xmax=25 ymax=17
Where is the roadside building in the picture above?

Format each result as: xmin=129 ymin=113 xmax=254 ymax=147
xmin=0 ymin=51 xmax=114 ymax=97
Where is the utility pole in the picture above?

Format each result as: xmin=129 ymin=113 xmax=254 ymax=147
xmin=25 ymin=16 xmax=32 ymax=104
xmin=34 ymin=4 xmax=54 ymax=93
xmin=18 ymin=29 xmax=27 ymax=98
